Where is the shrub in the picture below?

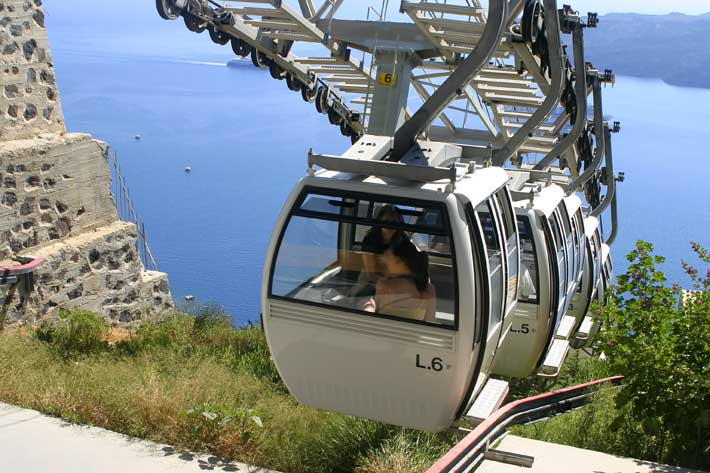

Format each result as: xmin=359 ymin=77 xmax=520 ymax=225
xmin=35 ymin=309 xmax=109 ymax=356
xmin=595 ymin=241 xmax=710 ymax=469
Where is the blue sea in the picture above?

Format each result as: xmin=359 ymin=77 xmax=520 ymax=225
xmin=45 ymin=3 xmax=710 ymax=324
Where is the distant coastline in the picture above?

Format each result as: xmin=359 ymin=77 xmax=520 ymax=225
xmin=584 ymin=12 xmax=710 ymax=89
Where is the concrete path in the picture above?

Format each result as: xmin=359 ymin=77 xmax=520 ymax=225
xmin=477 ymin=435 xmax=705 ymax=473
xmin=0 ymin=403 xmax=277 ymax=473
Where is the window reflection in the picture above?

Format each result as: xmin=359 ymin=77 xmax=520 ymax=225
xmin=271 ymin=191 xmax=457 ymax=328
xmin=517 ymin=216 xmax=539 ymax=303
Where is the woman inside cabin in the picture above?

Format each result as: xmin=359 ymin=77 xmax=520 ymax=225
xmin=361 ymin=236 xmax=437 ymax=322
xmin=348 ymin=205 xmax=406 ymax=297
xmin=361 ymin=205 xmax=406 ymax=279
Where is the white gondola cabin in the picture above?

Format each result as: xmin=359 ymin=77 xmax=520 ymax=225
xmin=569 ymin=216 xmax=604 ymax=346
xmin=492 ymin=183 xmax=584 ymax=378
xmin=583 ymin=242 xmax=614 ymax=346
xmin=262 ymin=160 xmax=519 ymax=432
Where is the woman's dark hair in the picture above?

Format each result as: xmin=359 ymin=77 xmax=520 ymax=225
xmin=367 ymin=205 xmax=405 ymax=248
xmin=388 ymin=236 xmax=430 ymax=293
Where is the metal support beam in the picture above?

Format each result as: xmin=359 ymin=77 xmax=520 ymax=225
xmin=591 ymin=125 xmax=615 ymax=217
xmin=533 ymin=18 xmax=587 ymax=170
xmin=312 ymin=0 xmax=344 ymax=21
xmin=308 ymin=151 xmax=456 ymax=183
xmin=511 ymin=42 xmax=551 ymax=96
xmin=463 ymin=86 xmax=500 ymax=138
xmin=412 ymin=80 xmax=457 ymax=132
xmin=390 ymin=0 xmax=508 ymax=161
xmin=606 ymin=190 xmax=619 ymax=246
xmin=565 ymin=76 xmax=605 ymax=194
xmin=368 ymin=50 xmax=418 ymax=137
xmin=506 ymin=0 xmax=526 ymax=27
xmin=297 ymin=0 xmax=315 ymax=18
xmin=493 ymin=0 xmax=564 ymax=167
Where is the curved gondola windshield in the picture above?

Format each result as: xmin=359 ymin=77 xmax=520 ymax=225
xmin=270 ymin=190 xmax=457 ymax=328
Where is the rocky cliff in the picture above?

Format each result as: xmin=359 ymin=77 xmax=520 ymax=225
xmin=0 ymin=0 xmax=172 ymax=326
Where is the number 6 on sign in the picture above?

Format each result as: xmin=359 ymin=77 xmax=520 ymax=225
xmin=379 ymin=72 xmax=397 ymax=87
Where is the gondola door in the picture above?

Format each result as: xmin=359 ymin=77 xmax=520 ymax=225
xmin=492 ymin=188 xmax=520 ymax=320
xmin=472 ymin=199 xmax=507 ymax=353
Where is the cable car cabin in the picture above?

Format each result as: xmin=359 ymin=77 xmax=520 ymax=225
xmin=262 ymin=165 xmax=519 ymax=432
xmin=492 ymin=184 xmax=583 ymax=378
xmin=569 ymin=216 xmax=605 ymax=347
xmin=584 ymin=243 xmax=614 ymax=347
xmin=563 ymin=196 xmax=586 ymax=291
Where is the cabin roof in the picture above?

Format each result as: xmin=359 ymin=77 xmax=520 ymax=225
xmin=584 ymin=216 xmax=600 ymax=239
xmin=314 ymin=165 xmax=509 ymax=205
xmin=564 ymin=194 xmax=582 ymax=217
xmin=532 ymin=185 xmax=564 ymax=218
xmin=601 ymin=243 xmax=611 ymax=263
xmin=450 ymin=166 xmax=510 ymax=205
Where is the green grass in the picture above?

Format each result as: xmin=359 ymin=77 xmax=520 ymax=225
xmin=0 ymin=308 xmax=451 ymax=473
xmin=2 ymin=309 xmax=702 ymax=471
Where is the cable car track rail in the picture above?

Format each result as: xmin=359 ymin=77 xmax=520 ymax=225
xmin=427 ymin=376 xmax=624 ymax=473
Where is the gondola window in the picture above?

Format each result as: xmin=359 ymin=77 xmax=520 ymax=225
xmin=270 ymin=191 xmax=458 ymax=328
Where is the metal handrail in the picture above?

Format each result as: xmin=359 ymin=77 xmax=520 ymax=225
xmin=106 ymin=150 xmax=160 ymax=272
xmin=0 ymin=256 xmax=46 ymax=276
xmin=427 ymin=376 xmax=624 ymax=473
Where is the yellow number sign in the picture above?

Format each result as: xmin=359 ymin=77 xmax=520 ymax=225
xmin=379 ymin=72 xmax=398 ymax=87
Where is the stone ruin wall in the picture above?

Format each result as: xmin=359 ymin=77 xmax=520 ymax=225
xmin=0 ymin=0 xmax=173 ymax=327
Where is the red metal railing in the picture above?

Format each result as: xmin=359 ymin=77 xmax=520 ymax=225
xmin=427 ymin=375 xmax=624 ymax=473
xmin=0 ymin=256 xmax=46 ymax=276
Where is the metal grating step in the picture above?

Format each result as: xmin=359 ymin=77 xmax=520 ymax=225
xmin=555 ymin=315 xmax=577 ymax=340
xmin=498 ymin=110 xmax=535 ymax=118
xmin=538 ymin=339 xmax=570 ymax=377
xmin=484 ymin=93 xmax=543 ymax=107
xmin=401 ymin=1 xmax=486 ymax=18
xmin=503 ymin=121 xmax=556 ymax=133
xmin=479 ymin=67 xmax=523 ymax=77
xmin=526 ymin=135 xmax=558 ymax=145
xmin=228 ymin=7 xmax=286 ymax=17
xmin=477 ymin=84 xmax=538 ymax=95
xmin=575 ymin=315 xmax=594 ymax=339
xmin=465 ymin=378 xmax=509 ymax=425
xmin=415 ymin=17 xmax=488 ymax=34
xmin=519 ymin=144 xmax=554 ymax=154
xmin=473 ymin=78 xmax=535 ymax=91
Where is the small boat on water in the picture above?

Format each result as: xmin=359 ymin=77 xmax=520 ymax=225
xmin=134 ymin=134 xmax=141 ymax=140
xmin=227 ymin=57 xmax=249 ymax=69
xmin=184 ymin=166 xmax=192 ymax=173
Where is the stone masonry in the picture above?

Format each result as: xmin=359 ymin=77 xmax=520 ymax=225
xmin=0 ymin=0 xmax=173 ymax=327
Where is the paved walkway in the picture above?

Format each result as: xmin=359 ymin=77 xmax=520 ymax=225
xmin=0 ymin=403 xmax=276 ymax=473
xmin=477 ymin=435 xmax=705 ymax=473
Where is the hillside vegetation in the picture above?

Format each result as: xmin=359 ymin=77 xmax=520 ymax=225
xmin=585 ymin=12 xmax=710 ymax=88
xmin=0 ymin=242 xmax=707 ymax=472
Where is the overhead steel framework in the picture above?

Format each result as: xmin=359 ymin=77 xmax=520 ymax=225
xmin=155 ymin=0 xmax=622 ymax=235
xmin=155 ymin=0 xmax=626 ymax=438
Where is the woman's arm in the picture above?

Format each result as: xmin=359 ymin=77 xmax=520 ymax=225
xmin=362 ymin=252 xmax=379 ymax=281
